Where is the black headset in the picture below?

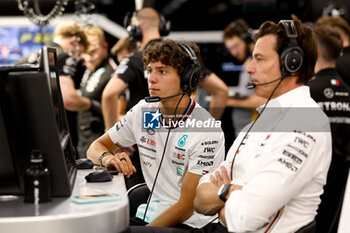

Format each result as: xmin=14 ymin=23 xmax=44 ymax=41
xmin=278 ymin=20 xmax=304 ymax=77
xmin=124 ymin=11 xmax=171 ymax=41
xmin=229 ymin=21 xmax=254 ymax=44
xmin=177 ymin=42 xmax=201 ymax=94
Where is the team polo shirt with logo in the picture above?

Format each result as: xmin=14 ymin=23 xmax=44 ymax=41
xmin=108 ymin=99 xmax=225 ymax=228
xmin=77 ymin=57 xmax=116 ymax=157
xmin=199 ymin=86 xmax=332 ymax=233
xmin=308 ymin=68 xmax=350 ymax=232
xmin=308 ymin=68 xmax=350 ymax=168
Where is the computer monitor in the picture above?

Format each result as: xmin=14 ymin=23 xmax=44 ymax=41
xmin=0 ymin=46 xmax=76 ymax=197
xmin=41 ymin=46 xmax=71 ymax=140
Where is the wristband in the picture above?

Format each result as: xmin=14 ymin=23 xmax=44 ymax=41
xmin=218 ymin=184 xmax=232 ymax=202
xmin=98 ymin=151 xmax=114 ymax=167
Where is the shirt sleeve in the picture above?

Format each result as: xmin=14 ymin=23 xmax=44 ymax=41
xmin=108 ymin=104 xmax=138 ymax=147
xmin=58 ymin=53 xmax=78 ymax=77
xmin=225 ymin=131 xmax=332 ymax=232
xmin=188 ymin=131 xmax=225 ymax=176
xmin=114 ymin=56 xmax=137 ymax=85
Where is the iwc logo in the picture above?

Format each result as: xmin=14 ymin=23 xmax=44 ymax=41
xmin=324 ymin=88 xmax=334 ymax=99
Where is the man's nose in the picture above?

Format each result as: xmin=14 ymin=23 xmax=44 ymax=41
xmin=147 ymin=72 xmax=157 ymax=83
xmin=246 ymin=61 xmax=254 ymax=74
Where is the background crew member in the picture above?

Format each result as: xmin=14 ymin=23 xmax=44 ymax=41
xmin=308 ymin=24 xmax=350 ymax=233
xmin=109 ymin=36 xmax=139 ymax=120
xmin=102 ymin=7 xmax=162 ymax=130
xmin=87 ymin=39 xmax=225 ymax=228
xmin=314 ymin=16 xmax=350 ymax=87
xmin=69 ymin=26 xmax=117 ymax=158
xmin=110 ymin=37 xmax=138 ymax=65
xmin=223 ymin=18 xmax=266 ymax=136
xmin=199 ymin=69 xmax=229 ymax=121
xmin=16 ymin=21 xmax=88 ymax=155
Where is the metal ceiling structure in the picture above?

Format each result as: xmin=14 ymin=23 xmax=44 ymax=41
xmin=1 ymin=0 xmax=349 ymax=32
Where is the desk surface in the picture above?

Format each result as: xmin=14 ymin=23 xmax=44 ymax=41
xmin=0 ymin=169 xmax=129 ymax=233
xmin=338 ymin=169 xmax=350 ymax=233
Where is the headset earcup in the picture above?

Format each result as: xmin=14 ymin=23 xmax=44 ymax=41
xmin=127 ymin=25 xmax=142 ymax=41
xmin=159 ymin=15 xmax=171 ymax=37
xmin=280 ymin=46 xmax=304 ymax=76
xmin=181 ymin=64 xmax=200 ymax=94
xmin=242 ymin=31 xmax=253 ymax=44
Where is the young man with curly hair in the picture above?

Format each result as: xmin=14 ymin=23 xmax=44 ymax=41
xmin=87 ymin=39 xmax=225 ymax=229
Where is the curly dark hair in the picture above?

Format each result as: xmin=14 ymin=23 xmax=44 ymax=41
xmin=142 ymin=39 xmax=202 ymax=94
xmin=254 ymin=15 xmax=317 ymax=84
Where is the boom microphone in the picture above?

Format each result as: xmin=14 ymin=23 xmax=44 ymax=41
xmin=246 ymin=76 xmax=285 ymax=89
xmin=145 ymin=92 xmax=186 ymax=103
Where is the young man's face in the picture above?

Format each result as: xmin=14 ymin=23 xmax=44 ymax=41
xmin=146 ymin=61 xmax=182 ymax=98
xmin=247 ymin=34 xmax=282 ymax=99
xmin=224 ymin=35 xmax=248 ymax=62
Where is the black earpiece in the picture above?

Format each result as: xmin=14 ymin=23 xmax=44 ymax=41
xmin=124 ymin=11 xmax=171 ymax=41
xmin=177 ymin=43 xmax=201 ymax=94
xmin=159 ymin=14 xmax=171 ymax=37
xmin=229 ymin=21 xmax=254 ymax=44
xmin=278 ymin=20 xmax=304 ymax=77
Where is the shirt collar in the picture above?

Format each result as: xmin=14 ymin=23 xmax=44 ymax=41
xmin=161 ymin=98 xmax=196 ymax=129
xmin=256 ymin=86 xmax=310 ymax=114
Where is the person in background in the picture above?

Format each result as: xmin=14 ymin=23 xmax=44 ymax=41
xmin=314 ymin=16 xmax=350 ymax=86
xmin=66 ymin=25 xmax=117 ymax=158
xmin=16 ymin=21 xmax=88 ymax=156
xmin=87 ymin=39 xmax=225 ymax=229
xmin=110 ymin=37 xmax=139 ymax=120
xmin=110 ymin=37 xmax=138 ymax=64
xmin=102 ymin=8 xmax=162 ymax=130
xmin=199 ymin=69 xmax=229 ymax=121
xmin=309 ymin=24 xmax=350 ymax=233
xmin=223 ymin=19 xmax=266 ymax=136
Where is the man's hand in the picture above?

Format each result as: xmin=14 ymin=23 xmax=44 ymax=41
xmin=106 ymin=152 xmax=136 ymax=178
xmin=210 ymin=165 xmax=231 ymax=187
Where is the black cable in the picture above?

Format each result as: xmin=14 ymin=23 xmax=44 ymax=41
xmin=142 ymin=93 xmax=186 ymax=222
xmin=230 ymin=77 xmax=285 ymax=176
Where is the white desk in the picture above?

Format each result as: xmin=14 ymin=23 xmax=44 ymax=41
xmin=0 ymin=170 xmax=129 ymax=233
xmin=338 ymin=169 xmax=350 ymax=233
